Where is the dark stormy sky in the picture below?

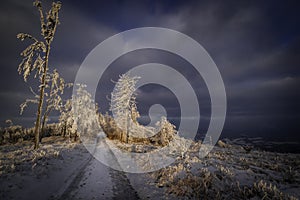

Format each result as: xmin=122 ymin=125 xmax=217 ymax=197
xmin=0 ymin=0 xmax=299 ymax=141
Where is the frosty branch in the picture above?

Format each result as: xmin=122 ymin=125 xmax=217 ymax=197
xmin=17 ymin=0 xmax=62 ymax=149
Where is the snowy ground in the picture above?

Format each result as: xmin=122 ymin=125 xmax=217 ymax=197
xmin=0 ymin=137 xmax=91 ymax=200
xmin=145 ymin=141 xmax=300 ymax=199
xmin=0 ymin=136 xmax=139 ymax=200
xmin=0 ymin=136 xmax=299 ymax=199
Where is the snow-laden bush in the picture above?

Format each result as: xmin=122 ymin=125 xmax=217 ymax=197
xmin=59 ymin=84 xmax=100 ymax=142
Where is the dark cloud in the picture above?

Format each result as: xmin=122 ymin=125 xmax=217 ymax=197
xmin=0 ymin=0 xmax=299 ymax=142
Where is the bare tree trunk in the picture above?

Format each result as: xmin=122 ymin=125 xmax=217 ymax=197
xmin=40 ymin=116 xmax=46 ymax=143
xmin=34 ymin=44 xmax=50 ymax=149
xmin=63 ymin=121 xmax=67 ymax=137
xmin=126 ymin=110 xmax=130 ymax=143
xmin=40 ymin=103 xmax=54 ymax=142
xmin=40 ymin=76 xmax=55 ymax=142
xmin=40 ymin=114 xmax=48 ymax=142
xmin=74 ymin=131 xmax=78 ymax=142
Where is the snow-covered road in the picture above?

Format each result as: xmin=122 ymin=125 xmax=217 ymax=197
xmin=58 ymin=157 xmax=140 ymax=200
xmin=57 ymin=157 xmax=113 ymax=199
xmin=0 ymin=137 xmax=141 ymax=200
xmin=57 ymin=140 xmax=140 ymax=200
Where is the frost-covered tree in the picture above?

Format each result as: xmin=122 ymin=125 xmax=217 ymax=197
xmin=110 ymin=73 xmax=140 ymax=143
xmin=58 ymin=99 xmax=72 ymax=138
xmin=17 ymin=0 xmax=62 ymax=149
xmin=20 ymin=69 xmax=68 ymax=142
xmin=59 ymin=84 xmax=100 ymax=142
xmin=73 ymin=85 xmax=100 ymax=141
xmin=106 ymin=73 xmax=178 ymax=146
xmin=40 ymin=69 xmax=68 ymax=141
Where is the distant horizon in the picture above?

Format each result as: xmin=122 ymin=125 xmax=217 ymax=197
xmin=1 ymin=115 xmax=298 ymax=142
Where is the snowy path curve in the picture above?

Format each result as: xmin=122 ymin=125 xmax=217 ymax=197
xmin=56 ymin=141 xmax=140 ymax=200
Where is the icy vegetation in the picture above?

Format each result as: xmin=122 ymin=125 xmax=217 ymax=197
xmin=17 ymin=0 xmax=63 ymax=149
xmin=2 ymin=72 xmax=299 ymax=199
xmin=1 ymin=134 xmax=299 ymax=199
xmin=0 ymin=135 xmax=94 ymax=200
xmin=146 ymin=140 xmax=300 ymax=199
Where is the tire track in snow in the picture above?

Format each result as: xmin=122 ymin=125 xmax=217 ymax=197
xmin=56 ymin=139 xmax=140 ymax=200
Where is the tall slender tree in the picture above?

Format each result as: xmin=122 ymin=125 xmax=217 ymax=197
xmin=17 ymin=0 xmax=62 ymax=149
xmin=110 ymin=73 xmax=140 ymax=143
